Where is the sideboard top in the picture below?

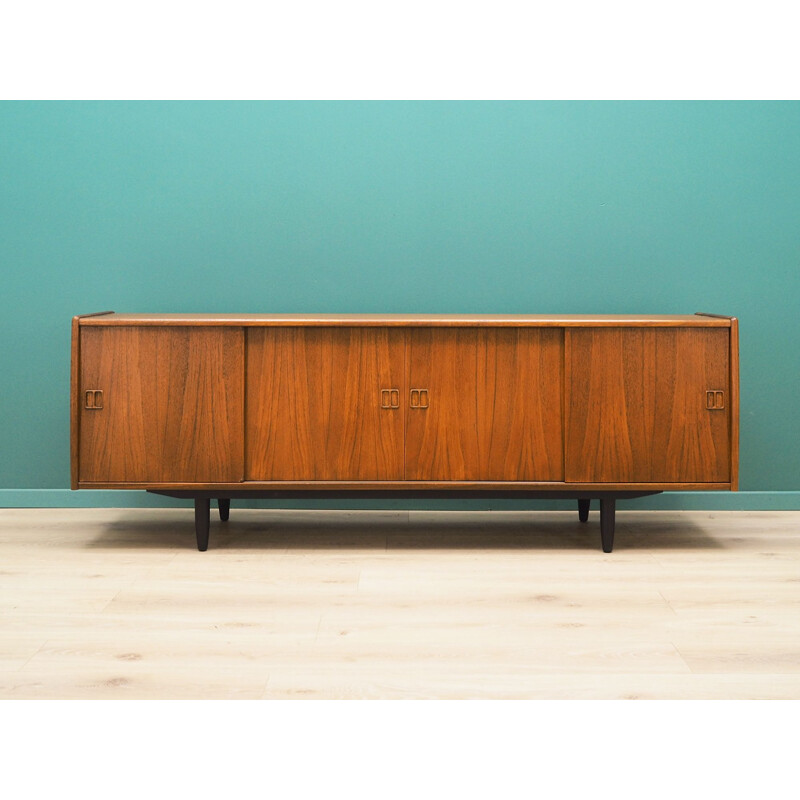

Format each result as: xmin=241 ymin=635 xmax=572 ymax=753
xmin=77 ymin=312 xmax=733 ymax=327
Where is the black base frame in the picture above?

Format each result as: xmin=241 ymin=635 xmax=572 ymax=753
xmin=148 ymin=490 xmax=662 ymax=553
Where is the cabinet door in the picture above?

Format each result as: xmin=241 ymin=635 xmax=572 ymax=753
xmin=246 ymin=328 xmax=405 ymax=480
xmin=79 ymin=327 xmax=244 ymax=483
xmin=565 ymin=327 xmax=730 ymax=483
xmin=405 ymin=328 xmax=564 ymax=481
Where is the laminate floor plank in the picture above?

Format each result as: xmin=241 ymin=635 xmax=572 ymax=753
xmin=1 ymin=509 xmax=799 ymax=699
xmin=261 ymin=670 xmax=800 ymax=700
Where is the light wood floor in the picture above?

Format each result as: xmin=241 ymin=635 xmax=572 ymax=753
xmin=1 ymin=508 xmax=799 ymax=699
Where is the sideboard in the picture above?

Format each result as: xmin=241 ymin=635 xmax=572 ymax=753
xmin=70 ymin=313 xmax=739 ymax=552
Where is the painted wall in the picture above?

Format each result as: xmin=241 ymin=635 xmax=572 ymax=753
xmin=1 ymin=101 xmax=798 ymax=508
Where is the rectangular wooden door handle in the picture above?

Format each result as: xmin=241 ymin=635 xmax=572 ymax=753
xmin=706 ymin=390 xmax=725 ymax=410
xmin=380 ymin=388 xmax=400 ymax=409
xmin=84 ymin=389 xmax=103 ymax=409
xmin=410 ymin=389 xmax=429 ymax=409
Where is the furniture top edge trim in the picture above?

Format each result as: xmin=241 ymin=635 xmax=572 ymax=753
xmin=73 ymin=311 xmax=115 ymax=320
xmin=79 ymin=313 xmax=732 ymax=327
xmin=695 ymin=311 xmax=738 ymax=322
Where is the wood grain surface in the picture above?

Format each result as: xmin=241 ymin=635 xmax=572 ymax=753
xmin=79 ymin=327 xmax=244 ymax=483
xmin=70 ymin=316 xmax=81 ymax=489
xmin=71 ymin=313 xmax=115 ymax=489
xmin=246 ymin=327 xmax=405 ymax=480
xmin=729 ymin=317 xmax=740 ymax=490
xmin=73 ymin=316 xmax=738 ymax=490
xmin=405 ymin=328 xmax=564 ymax=481
xmin=2 ymin=509 xmax=797 ymax=699
xmin=566 ymin=327 xmax=730 ymax=483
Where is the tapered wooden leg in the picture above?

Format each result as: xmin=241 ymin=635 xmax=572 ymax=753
xmin=218 ymin=498 xmax=230 ymax=522
xmin=194 ymin=497 xmax=210 ymax=551
xmin=600 ymin=498 xmax=615 ymax=553
xmin=578 ymin=498 xmax=590 ymax=523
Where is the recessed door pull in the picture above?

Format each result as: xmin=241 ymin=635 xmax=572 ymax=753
xmin=84 ymin=389 xmax=103 ymax=409
xmin=410 ymin=389 xmax=429 ymax=409
xmin=380 ymin=388 xmax=400 ymax=409
xmin=706 ymin=390 xmax=725 ymax=410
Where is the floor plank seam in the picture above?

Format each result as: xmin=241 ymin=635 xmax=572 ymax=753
xmin=312 ymin=614 xmax=324 ymax=645
xmin=658 ymin=590 xmax=678 ymax=615
xmin=99 ymin=580 xmax=135 ymax=614
xmin=670 ymin=641 xmax=694 ymax=674
xmin=15 ymin=638 xmax=53 ymax=673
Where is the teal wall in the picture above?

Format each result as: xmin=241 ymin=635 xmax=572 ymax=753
xmin=1 ymin=101 xmax=798 ymax=509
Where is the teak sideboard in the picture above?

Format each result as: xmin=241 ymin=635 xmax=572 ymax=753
xmin=70 ymin=313 xmax=739 ymax=552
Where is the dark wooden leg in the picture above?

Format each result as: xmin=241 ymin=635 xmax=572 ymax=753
xmin=600 ymin=498 xmax=615 ymax=553
xmin=219 ymin=498 xmax=230 ymax=522
xmin=195 ymin=497 xmax=210 ymax=551
xmin=578 ymin=498 xmax=590 ymax=523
